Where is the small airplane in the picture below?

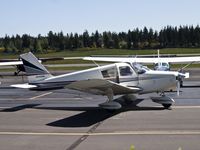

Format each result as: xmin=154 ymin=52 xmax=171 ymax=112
xmin=11 ymin=52 xmax=188 ymax=110
xmin=0 ymin=57 xmax=64 ymax=75
xmin=83 ymin=50 xmax=200 ymax=71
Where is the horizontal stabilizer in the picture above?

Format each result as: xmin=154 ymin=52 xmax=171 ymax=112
xmin=11 ymin=83 xmax=37 ymax=89
xmin=0 ymin=61 xmax=22 ymax=66
xmin=185 ymin=72 xmax=189 ymax=78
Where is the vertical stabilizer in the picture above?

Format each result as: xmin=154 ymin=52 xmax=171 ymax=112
xmin=20 ymin=52 xmax=52 ymax=83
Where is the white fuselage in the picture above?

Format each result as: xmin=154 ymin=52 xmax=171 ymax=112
xmin=31 ymin=63 xmax=177 ymax=95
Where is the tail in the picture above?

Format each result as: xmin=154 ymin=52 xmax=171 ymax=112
xmin=20 ymin=52 xmax=52 ymax=83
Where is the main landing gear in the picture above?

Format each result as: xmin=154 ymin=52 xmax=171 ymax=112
xmin=98 ymin=88 xmax=121 ymax=111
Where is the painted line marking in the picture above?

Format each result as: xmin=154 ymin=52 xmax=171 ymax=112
xmin=174 ymin=106 xmax=200 ymax=109
xmin=0 ymin=107 xmax=10 ymax=109
xmin=29 ymin=92 xmax=53 ymax=100
xmin=1 ymin=105 xmax=200 ymax=109
xmin=0 ymin=105 xmax=200 ymax=109
xmin=0 ymin=130 xmax=200 ymax=136
xmin=29 ymin=97 xmax=84 ymax=100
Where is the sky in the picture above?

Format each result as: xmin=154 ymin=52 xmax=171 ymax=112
xmin=0 ymin=0 xmax=200 ymax=37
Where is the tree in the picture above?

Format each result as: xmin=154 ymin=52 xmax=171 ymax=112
xmin=83 ymin=30 xmax=90 ymax=47
xmin=22 ymin=34 xmax=31 ymax=51
xmin=33 ymin=39 xmax=42 ymax=53
xmin=94 ymin=30 xmax=102 ymax=48
xmin=103 ymin=32 xmax=110 ymax=48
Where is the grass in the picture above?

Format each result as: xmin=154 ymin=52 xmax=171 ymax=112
xmin=0 ymin=66 xmax=94 ymax=73
xmin=26 ymin=48 xmax=200 ymax=58
xmin=1 ymin=47 xmax=200 ymax=68
xmin=1 ymin=48 xmax=200 ymax=59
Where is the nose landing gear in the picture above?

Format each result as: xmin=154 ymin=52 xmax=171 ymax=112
xmin=151 ymin=93 xmax=174 ymax=109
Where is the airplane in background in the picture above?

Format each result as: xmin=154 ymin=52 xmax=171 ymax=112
xmin=83 ymin=50 xmax=200 ymax=71
xmin=0 ymin=57 xmax=64 ymax=75
xmin=11 ymin=52 xmax=188 ymax=110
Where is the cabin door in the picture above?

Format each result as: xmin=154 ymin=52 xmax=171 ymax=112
xmin=117 ymin=64 xmax=139 ymax=87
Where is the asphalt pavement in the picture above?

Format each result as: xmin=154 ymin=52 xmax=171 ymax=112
xmin=0 ymin=71 xmax=200 ymax=150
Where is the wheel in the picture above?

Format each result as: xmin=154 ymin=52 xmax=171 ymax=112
xmin=180 ymin=80 xmax=183 ymax=87
xmin=162 ymin=104 xmax=172 ymax=109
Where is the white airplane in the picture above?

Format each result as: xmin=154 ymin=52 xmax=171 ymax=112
xmin=11 ymin=52 xmax=187 ymax=110
xmin=83 ymin=50 xmax=200 ymax=70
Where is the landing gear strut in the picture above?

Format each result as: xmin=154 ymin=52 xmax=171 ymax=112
xmin=14 ymin=70 xmax=20 ymax=76
xmin=98 ymin=88 xmax=121 ymax=111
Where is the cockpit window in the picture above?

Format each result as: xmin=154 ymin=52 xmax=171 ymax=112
xmin=155 ymin=63 xmax=159 ymax=67
xmin=162 ymin=62 xmax=168 ymax=67
xmin=119 ymin=66 xmax=133 ymax=76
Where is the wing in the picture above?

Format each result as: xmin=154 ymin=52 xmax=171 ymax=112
xmin=83 ymin=56 xmax=200 ymax=64
xmin=66 ymin=79 xmax=141 ymax=95
xmin=0 ymin=61 xmax=23 ymax=66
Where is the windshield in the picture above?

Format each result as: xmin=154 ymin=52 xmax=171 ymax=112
xmin=132 ymin=63 xmax=150 ymax=74
xmin=162 ymin=62 xmax=169 ymax=67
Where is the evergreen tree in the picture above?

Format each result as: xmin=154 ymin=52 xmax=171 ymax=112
xmin=83 ymin=30 xmax=90 ymax=47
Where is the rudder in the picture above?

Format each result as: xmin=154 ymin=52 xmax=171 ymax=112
xmin=20 ymin=52 xmax=52 ymax=83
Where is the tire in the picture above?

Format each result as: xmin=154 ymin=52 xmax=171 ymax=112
xmin=162 ymin=104 xmax=172 ymax=109
xmin=180 ymin=81 xmax=183 ymax=87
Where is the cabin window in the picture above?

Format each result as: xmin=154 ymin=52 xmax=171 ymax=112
xmin=101 ymin=67 xmax=116 ymax=78
xmin=119 ymin=66 xmax=133 ymax=76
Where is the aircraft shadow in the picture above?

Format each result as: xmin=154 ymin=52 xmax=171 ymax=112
xmin=46 ymin=104 xmax=164 ymax=128
xmin=181 ymin=85 xmax=200 ymax=88
xmin=1 ymin=104 xmax=41 ymax=112
xmin=0 ymin=98 xmax=165 ymax=127
xmin=47 ymin=109 xmax=116 ymax=127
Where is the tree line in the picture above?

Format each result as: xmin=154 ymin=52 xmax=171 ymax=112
xmin=1 ymin=25 xmax=200 ymax=53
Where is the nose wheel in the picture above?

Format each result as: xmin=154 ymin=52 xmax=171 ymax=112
xmin=162 ymin=104 xmax=172 ymax=109
xmin=151 ymin=93 xmax=174 ymax=109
